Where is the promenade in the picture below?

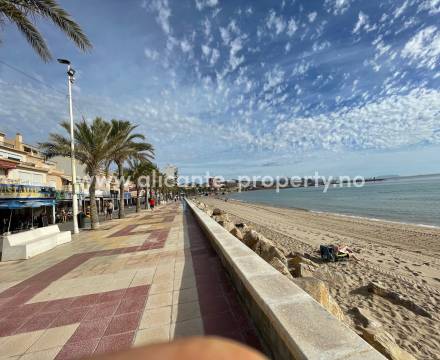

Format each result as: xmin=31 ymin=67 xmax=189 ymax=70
xmin=0 ymin=203 xmax=261 ymax=359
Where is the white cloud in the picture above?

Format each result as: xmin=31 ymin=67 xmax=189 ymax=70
xmin=266 ymin=10 xmax=286 ymax=35
xmin=210 ymin=48 xmax=220 ymax=65
xmin=394 ymin=0 xmax=409 ymax=18
xmin=144 ymin=48 xmax=159 ymax=60
xmin=325 ymin=0 xmax=351 ymax=15
xmin=220 ymin=27 xmax=231 ymax=45
xmin=308 ymin=12 xmax=318 ymax=23
xmin=401 ymin=26 xmax=440 ymax=69
xmin=195 ymin=0 xmax=218 ymax=11
xmin=353 ymin=11 xmax=368 ymax=33
xmin=180 ymin=39 xmax=193 ymax=53
xmin=149 ymin=0 xmax=172 ymax=35
xmin=292 ymin=60 xmax=310 ymax=76
xmin=418 ymin=0 xmax=440 ymax=14
xmin=287 ymin=19 xmax=298 ymax=37
xmin=263 ymin=66 xmax=285 ymax=91
xmin=201 ymin=44 xmax=211 ymax=57
xmin=273 ymin=88 xmax=440 ymax=152
xmin=229 ymin=37 xmax=245 ymax=71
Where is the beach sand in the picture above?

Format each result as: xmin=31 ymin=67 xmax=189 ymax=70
xmin=200 ymin=197 xmax=440 ymax=360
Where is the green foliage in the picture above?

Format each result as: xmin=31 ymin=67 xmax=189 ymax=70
xmin=0 ymin=0 xmax=92 ymax=61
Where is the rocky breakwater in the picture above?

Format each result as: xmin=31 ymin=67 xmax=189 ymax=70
xmin=195 ymin=201 xmax=344 ymax=321
xmin=194 ymin=200 xmax=415 ymax=360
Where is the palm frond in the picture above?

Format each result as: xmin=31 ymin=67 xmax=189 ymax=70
xmin=0 ymin=1 xmax=51 ymax=61
xmin=0 ymin=0 xmax=92 ymax=61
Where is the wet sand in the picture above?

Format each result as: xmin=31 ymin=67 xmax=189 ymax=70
xmin=201 ymin=197 xmax=440 ymax=360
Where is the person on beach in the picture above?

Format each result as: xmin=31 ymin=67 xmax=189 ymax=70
xmin=149 ymin=197 xmax=155 ymax=211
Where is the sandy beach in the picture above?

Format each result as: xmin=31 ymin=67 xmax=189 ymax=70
xmin=200 ymin=197 xmax=440 ymax=360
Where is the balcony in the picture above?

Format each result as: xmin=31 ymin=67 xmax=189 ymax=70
xmin=0 ymin=141 xmax=15 ymax=149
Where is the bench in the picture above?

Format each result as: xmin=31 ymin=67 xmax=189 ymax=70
xmin=1 ymin=225 xmax=72 ymax=261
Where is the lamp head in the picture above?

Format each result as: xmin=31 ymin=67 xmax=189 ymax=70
xmin=57 ymin=58 xmax=70 ymax=65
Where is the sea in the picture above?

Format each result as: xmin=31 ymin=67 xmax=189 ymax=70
xmin=229 ymin=174 xmax=440 ymax=228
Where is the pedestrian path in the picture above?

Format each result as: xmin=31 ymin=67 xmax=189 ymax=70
xmin=0 ymin=203 xmax=261 ymax=359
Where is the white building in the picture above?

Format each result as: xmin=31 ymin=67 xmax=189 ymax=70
xmin=162 ymin=165 xmax=178 ymax=186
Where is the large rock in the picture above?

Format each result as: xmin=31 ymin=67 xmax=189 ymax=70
xmin=213 ymin=214 xmax=230 ymax=226
xmin=351 ymin=306 xmax=416 ymax=360
xmin=361 ymin=327 xmax=416 ymax=360
xmin=230 ymin=227 xmax=243 ymax=241
xmin=270 ymin=257 xmax=293 ymax=279
xmin=292 ymin=277 xmax=345 ymax=322
xmin=351 ymin=307 xmax=382 ymax=329
xmin=288 ymin=253 xmax=318 ymax=278
xmin=222 ymin=220 xmax=236 ymax=233
xmin=287 ymin=253 xmax=318 ymax=269
xmin=368 ymin=282 xmax=431 ymax=318
xmin=212 ymin=208 xmax=223 ymax=216
xmin=290 ymin=262 xmax=315 ymax=278
xmin=242 ymin=229 xmax=260 ymax=249
xmin=256 ymin=236 xmax=286 ymax=262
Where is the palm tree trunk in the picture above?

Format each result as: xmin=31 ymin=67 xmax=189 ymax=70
xmin=136 ymin=187 xmax=140 ymax=212
xmin=90 ymin=173 xmax=100 ymax=229
xmin=118 ymin=162 xmax=125 ymax=219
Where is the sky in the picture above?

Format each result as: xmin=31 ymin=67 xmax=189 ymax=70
xmin=1 ymin=0 xmax=440 ymax=178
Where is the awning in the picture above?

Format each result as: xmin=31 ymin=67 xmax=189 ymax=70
xmin=0 ymin=159 xmax=16 ymax=169
xmin=0 ymin=199 xmax=55 ymax=209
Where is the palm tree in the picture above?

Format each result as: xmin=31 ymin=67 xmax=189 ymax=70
xmin=0 ymin=0 xmax=92 ymax=62
xmin=40 ymin=117 xmax=118 ymax=229
xmin=125 ymin=159 xmax=154 ymax=213
xmin=108 ymin=120 xmax=154 ymax=219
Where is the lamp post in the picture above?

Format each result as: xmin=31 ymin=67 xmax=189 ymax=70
xmin=58 ymin=58 xmax=79 ymax=234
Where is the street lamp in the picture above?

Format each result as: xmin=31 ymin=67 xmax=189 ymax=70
xmin=58 ymin=58 xmax=79 ymax=234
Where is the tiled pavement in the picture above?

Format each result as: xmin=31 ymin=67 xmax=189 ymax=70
xmin=0 ymin=203 xmax=262 ymax=359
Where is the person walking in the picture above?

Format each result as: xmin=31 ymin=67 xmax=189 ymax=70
xmin=149 ymin=197 xmax=155 ymax=211
xmin=107 ymin=201 xmax=114 ymax=220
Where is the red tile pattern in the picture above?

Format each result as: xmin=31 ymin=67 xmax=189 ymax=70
xmin=185 ymin=210 xmax=263 ymax=352
xmin=0 ymin=209 xmax=177 ymax=359
xmin=0 ymin=286 xmax=149 ymax=338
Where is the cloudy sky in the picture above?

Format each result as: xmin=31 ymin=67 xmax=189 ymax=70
xmin=1 ymin=0 xmax=440 ymax=177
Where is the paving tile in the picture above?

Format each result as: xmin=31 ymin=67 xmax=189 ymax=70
xmin=98 ymin=289 xmax=126 ymax=303
xmin=83 ymin=301 xmax=120 ymax=321
xmin=133 ymin=326 xmax=170 ymax=347
xmin=69 ymin=294 xmax=100 ymax=308
xmin=0 ymin=330 xmax=45 ymax=357
xmin=27 ymin=324 xmax=79 ymax=353
xmin=139 ymin=306 xmax=172 ymax=329
xmin=54 ymin=338 xmax=99 ymax=360
xmin=18 ymin=311 xmax=61 ymax=333
xmin=145 ymin=292 xmax=173 ymax=309
xmin=0 ymin=318 xmax=28 ymax=337
xmin=172 ymin=287 xmax=198 ymax=304
xmin=149 ymin=281 xmax=173 ymax=295
xmin=170 ymin=318 xmax=204 ymax=339
xmin=95 ymin=331 xmax=135 ymax=355
xmin=115 ymin=297 xmax=146 ymax=315
xmin=68 ymin=317 xmax=112 ymax=343
xmin=172 ymin=301 xmax=201 ymax=323
xmin=104 ymin=312 xmax=141 ymax=336
xmin=51 ymin=307 xmax=91 ymax=328
xmin=21 ymin=346 xmax=62 ymax=360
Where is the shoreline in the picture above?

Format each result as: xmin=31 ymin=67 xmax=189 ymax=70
xmin=225 ymin=197 xmax=440 ymax=230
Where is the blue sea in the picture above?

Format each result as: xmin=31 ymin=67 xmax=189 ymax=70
xmin=229 ymin=174 xmax=440 ymax=227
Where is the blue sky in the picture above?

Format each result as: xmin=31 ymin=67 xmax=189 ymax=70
xmin=1 ymin=0 xmax=440 ymax=178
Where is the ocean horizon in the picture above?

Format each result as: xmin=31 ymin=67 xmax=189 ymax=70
xmin=229 ymin=174 xmax=440 ymax=228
